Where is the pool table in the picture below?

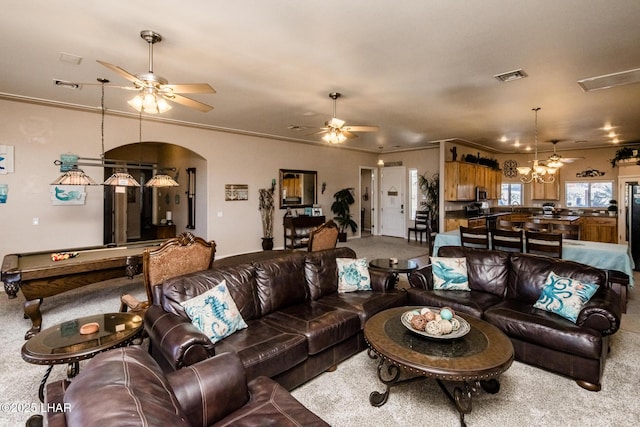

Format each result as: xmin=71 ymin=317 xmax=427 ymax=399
xmin=1 ymin=240 xmax=166 ymax=339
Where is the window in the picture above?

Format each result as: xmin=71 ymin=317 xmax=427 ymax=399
xmin=565 ymin=181 xmax=613 ymax=208
xmin=499 ymin=183 xmax=523 ymax=206
xmin=409 ymin=169 xmax=418 ymax=219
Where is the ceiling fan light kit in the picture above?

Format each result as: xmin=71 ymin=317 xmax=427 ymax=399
xmin=317 ymin=92 xmax=379 ymax=144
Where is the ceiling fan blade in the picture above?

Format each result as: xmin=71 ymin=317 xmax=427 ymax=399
xmin=341 ymin=130 xmax=358 ymax=139
xmin=343 ymin=125 xmax=380 ymax=132
xmin=163 ymin=83 xmax=216 ymax=94
xmin=96 ymin=60 xmax=144 ymax=86
xmin=167 ymin=94 xmax=214 ymax=112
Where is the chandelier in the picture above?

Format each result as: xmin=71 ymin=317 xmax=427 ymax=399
xmin=516 ymin=107 xmax=557 ymax=184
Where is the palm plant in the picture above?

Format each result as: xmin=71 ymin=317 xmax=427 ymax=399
xmin=418 ymin=172 xmax=439 ymax=221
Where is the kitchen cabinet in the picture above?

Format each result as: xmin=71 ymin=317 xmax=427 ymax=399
xmin=581 ymin=216 xmax=617 ymax=243
xmin=444 ymin=162 xmax=502 ymax=201
xmin=445 ymin=218 xmax=468 ymax=232
xmin=531 ymin=170 xmax=560 ymax=200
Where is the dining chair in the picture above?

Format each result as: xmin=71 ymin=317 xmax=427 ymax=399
xmin=308 ymin=219 xmax=339 ymax=251
xmin=491 ymin=228 xmax=524 ymax=252
xmin=408 ymin=210 xmax=430 ymax=244
xmin=120 ymin=232 xmax=217 ymax=313
xmin=525 ymin=230 xmax=562 ymax=258
xmin=459 ymin=226 xmax=489 ymax=249
xmin=551 ymin=223 xmax=581 ymax=240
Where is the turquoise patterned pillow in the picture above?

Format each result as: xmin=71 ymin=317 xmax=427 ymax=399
xmin=533 ymin=272 xmax=599 ymax=323
xmin=180 ymin=280 xmax=248 ymax=343
xmin=430 ymin=257 xmax=470 ymax=291
xmin=336 ymin=258 xmax=371 ymax=293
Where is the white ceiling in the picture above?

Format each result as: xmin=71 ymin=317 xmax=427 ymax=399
xmin=2 ymin=0 xmax=640 ymax=154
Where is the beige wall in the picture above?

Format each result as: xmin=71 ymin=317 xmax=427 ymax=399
xmin=0 ymin=99 xmax=378 ymax=263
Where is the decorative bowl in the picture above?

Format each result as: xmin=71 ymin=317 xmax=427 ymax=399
xmin=401 ymin=308 xmax=470 ymax=340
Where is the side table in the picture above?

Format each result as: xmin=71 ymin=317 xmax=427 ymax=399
xmin=22 ymin=312 xmax=144 ymax=403
xmin=368 ymin=258 xmax=418 ymax=285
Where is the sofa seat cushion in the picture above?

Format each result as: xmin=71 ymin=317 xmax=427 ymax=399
xmin=63 ymin=346 xmax=189 ymax=427
xmin=406 ymin=288 xmax=502 ymax=318
xmin=212 ymin=376 xmax=329 ymax=427
xmin=264 ymin=301 xmax=361 ymax=355
xmin=215 ymin=319 xmax=308 ymax=381
xmin=315 ymin=290 xmax=408 ymax=327
xmin=484 ymin=300 xmax=603 ymax=359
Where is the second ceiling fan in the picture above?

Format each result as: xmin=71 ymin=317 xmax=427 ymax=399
xmin=316 ymin=92 xmax=379 ymax=144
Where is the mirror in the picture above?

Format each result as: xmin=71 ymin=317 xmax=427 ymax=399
xmin=279 ymin=169 xmax=317 ymax=209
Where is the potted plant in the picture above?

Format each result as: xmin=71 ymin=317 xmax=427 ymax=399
xmin=331 ymin=188 xmax=357 ymax=242
xmin=258 ymin=187 xmax=275 ymax=250
xmin=608 ymin=200 xmax=618 ymax=216
xmin=418 ymin=172 xmax=439 ymax=223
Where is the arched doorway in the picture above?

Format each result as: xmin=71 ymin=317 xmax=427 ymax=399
xmin=103 ymin=142 xmax=207 ymax=244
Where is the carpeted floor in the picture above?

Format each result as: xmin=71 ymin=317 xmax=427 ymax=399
xmin=0 ymin=236 xmax=637 ymax=426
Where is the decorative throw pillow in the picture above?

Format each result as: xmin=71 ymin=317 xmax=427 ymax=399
xmin=336 ymin=258 xmax=371 ymax=293
xmin=180 ymin=280 xmax=248 ymax=343
xmin=533 ymin=272 xmax=599 ymax=323
xmin=430 ymin=257 xmax=470 ymax=291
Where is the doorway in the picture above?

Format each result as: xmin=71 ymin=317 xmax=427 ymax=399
xmin=359 ymin=167 xmax=376 ymax=237
xmin=618 ymin=174 xmax=640 ymax=245
xmin=379 ymin=166 xmax=406 ymax=238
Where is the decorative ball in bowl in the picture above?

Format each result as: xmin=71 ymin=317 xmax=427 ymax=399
xmin=401 ymin=307 xmax=470 ymax=339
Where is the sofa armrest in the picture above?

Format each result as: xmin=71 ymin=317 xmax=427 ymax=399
xmin=408 ymin=265 xmax=433 ymax=290
xmin=145 ymin=305 xmax=215 ymax=370
xmin=577 ymin=287 xmax=622 ymax=335
xmin=44 ymin=380 xmax=70 ymax=427
xmin=167 ymin=352 xmax=249 ymax=427
xmin=369 ymin=269 xmax=396 ymax=291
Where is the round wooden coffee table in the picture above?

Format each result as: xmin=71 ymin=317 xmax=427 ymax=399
xmin=22 ymin=312 xmax=144 ymax=402
xmin=364 ymin=306 xmax=514 ymax=427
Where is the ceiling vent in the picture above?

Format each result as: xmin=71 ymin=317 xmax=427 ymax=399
xmin=53 ymin=79 xmax=80 ymax=89
xmin=494 ymin=69 xmax=528 ymax=83
xmin=577 ymin=68 xmax=640 ymax=92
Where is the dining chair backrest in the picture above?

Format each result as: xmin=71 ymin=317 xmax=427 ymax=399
xmin=524 ymin=221 xmax=551 ymax=233
xmin=308 ymin=219 xmax=339 ymax=251
xmin=408 ymin=210 xmax=430 ymax=244
xmin=459 ymin=226 xmax=489 ymax=249
xmin=525 ymin=230 xmax=563 ymax=258
xmin=551 ymin=223 xmax=580 ymax=240
xmin=491 ymin=228 xmax=524 ymax=252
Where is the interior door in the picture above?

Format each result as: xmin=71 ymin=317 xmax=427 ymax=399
xmin=380 ymin=166 xmax=406 ymax=238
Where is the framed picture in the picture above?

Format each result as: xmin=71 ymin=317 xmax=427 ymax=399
xmin=225 ymin=184 xmax=248 ymax=201
xmin=0 ymin=145 xmax=14 ymax=174
xmin=51 ymin=185 xmax=86 ymax=205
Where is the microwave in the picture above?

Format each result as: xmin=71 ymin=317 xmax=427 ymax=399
xmin=476 ymin=187 xmax=488 ymax=202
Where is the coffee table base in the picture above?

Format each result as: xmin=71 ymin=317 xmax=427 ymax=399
xmin=368 ymin=350 xmax=502 ymax=427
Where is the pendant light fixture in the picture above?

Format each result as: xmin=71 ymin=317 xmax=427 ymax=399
xmin=101 ymin=81 xmax=141 ymax=187
xmin=134 ymin=110 xmax=179 ymax=188
xmin=516 ymin=107 xmax=557 ymax=184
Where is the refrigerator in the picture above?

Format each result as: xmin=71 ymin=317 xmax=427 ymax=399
xmin=628 ymin=183 xmax=640 ymax=271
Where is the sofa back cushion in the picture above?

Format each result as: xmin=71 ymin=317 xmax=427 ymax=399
xmin=161 ymin=263 xmax=261 ymax=321
xmin=305 ymin=247 xmax=356 ymax=300
xmin=254 ymin=251 xmax=308 ymax=315
xmin=64 ymin=347 xmax=189 ymax=427
xmin=438 ymin=246 xmax=510 ymax=297
xmin=507 ymin=253 xmax=606 ymax=303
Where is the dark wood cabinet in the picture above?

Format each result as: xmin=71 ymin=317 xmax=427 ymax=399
xmin=152 ymin=224 xmax=176 ymax=239
xmin=283 ymin=216 xmax=325 ymax=249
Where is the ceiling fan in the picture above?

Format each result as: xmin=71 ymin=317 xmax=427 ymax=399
xmin=315 ymin=92 xmax=379 ymax=144
xmin=95 ymin=30 xmax=215 ymax=113
xmin=544 ymin=139 xmax=584 ymax=166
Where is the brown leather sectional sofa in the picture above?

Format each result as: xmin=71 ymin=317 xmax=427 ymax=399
xmin=45 ymin=346 xmax=329 ymax=427
xmin=407 ymin=245 xmax=622 ymax=391
xmin=145 ymin=247 xmax=408 ymax=390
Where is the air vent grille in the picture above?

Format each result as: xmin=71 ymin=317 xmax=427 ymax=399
xmin=494 ymin=69 xmax=528 ymax=82
xmin=577 ymin=68 xmax=640 ymax=92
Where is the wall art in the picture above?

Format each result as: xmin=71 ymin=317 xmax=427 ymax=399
xmin=51 ymin=185 xmax=86 ymax=205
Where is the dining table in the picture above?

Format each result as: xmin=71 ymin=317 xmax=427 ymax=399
xmin=433 ymin=229 xmax=635 ymax=286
